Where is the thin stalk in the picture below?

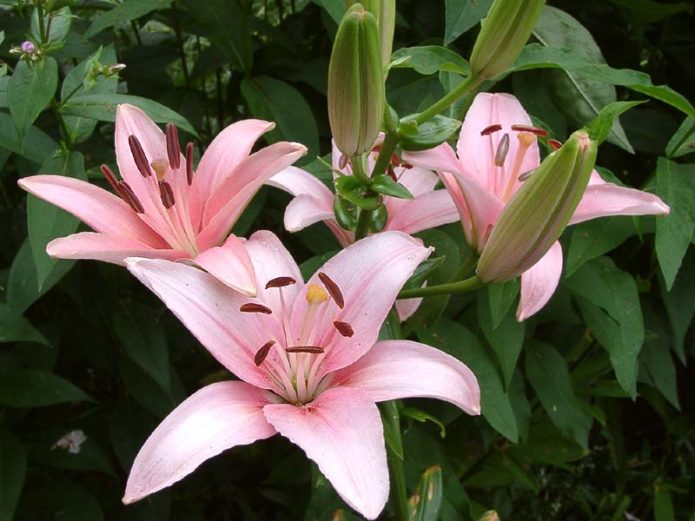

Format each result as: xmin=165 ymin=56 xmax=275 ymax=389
xmin=36 ymin=4 xmax=47 ymax=43
xmin=414 ymin=75 xmax=480 ymax=125
xmin=353 ymin=208 xmax=371 ymax=241
xmin=371 ymin=130 xmax=398 ymax=177
xmin=350 ymin=154 xmax=370 ymax=183
xmin=398 ymin=275 xmax=484 ymax=299
xmin=215 ymin=68 xmax=224 ymax=131
xmin=130 ymin=21 xmax=143 ymax=46
xmin=382 ymin=402 xmax=409 ymax=521
xmin=171 ymin=1 xmax=191 ymax=88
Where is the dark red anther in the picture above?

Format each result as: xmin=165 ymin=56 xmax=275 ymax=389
xmin=511 ymin=125 xmax=549 ymax=137
xmin=390 ymin=153 xmax=401 ymax=166
xmin=185 ymin=142 xmax=194 ymax=185
xmin=386 ymin=164 xmax=398 ymax=182
xmin=240 ymin=303 xmax=273 ymax=314
xmin=286 ymin=346 xmax=325 ymax=354
xmin=548 ymin=139 xmax=562 ymax=150
xmin=254 ymin=340 xmax=275 ymax=366
xmin=128 ymin=135 xmax=152 ymax=177
xmin=333 ymin=321 xmax=354 ymax=338
xmin=495 ymin=133 xmax=510 ymax=167
xmin=401 ymin=162 xmax=413 ymax=169
xmin=339 ymin=154 xmax=350 ymax=170
xmin=166 ymin=123 xmax=181 ymax=170
xmin=118 ymin=181 xmax=144 ymax=213
xmin=159 ymin=180 xmax=175 ymax=208
xmin=265 ymin=277 xmax=297 ymax=289
xmin=100 ymin=164 xmax=120 ymax=194
xmin=318 ymin=272 xmax=344 ymax=309
xmin=481 ymin=124 xmax=502 ymax=136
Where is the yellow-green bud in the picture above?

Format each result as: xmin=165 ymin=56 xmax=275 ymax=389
xmin=328 ymin=3 xmax=385 ymax=156
xmin=347 ymin=0 xmax=396 ymax=65
xmin=477 ymin=130 xmax=597 ymax=283
xmin=470 ymin=0 xmax=545 ymax=81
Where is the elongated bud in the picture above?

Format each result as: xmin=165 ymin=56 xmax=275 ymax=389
xmin=477 ymin=129 xmax=597 ymax=283
xmin=347 ymin=0 xmax=396 ymax=65
xmin=328 ymin=3 xmax=385 ymax=156
xmin=469 ymin=0 xmax=545 ymax=81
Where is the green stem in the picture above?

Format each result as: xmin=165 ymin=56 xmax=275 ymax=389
xmin=351 ymin=154 xmax=370 ymax=183
xmin=130 ymin=21 xmax=143 ymax=46
xmin=371 ymin=130 xmax=399 ymax=177
xmin=382 ymin=401 xmax=409 ymax=521
xmin=36 ymin=4 xmax=47 ymax=43
xmin=398 ymin=275 xmax=484 ymax=299
xmin=51 ymin=99 xmax=72 ymax=148
xmin=451 ymin=254 xmax=478 ymax=282
xmin=353 ymin=208 xmax=371 ymax=241
xmin=414 ymin=75 xmax=480 ymax=125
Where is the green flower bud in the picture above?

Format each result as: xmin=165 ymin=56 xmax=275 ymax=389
xmin=347 ymin=0 xmax=396 ymax=65
xmin=328 ymin=3 xmax=385 ymax=156
xmin=469 ymin=0 xmax=545 ymax=81
xmin=477 ymin=130 xmax=597 ymax=283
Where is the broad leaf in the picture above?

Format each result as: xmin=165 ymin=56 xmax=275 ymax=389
xmin=0 ymin=369 xmax=93 ymax=407
xmin=85 ymin=0 xmax=172 ymax=38
xmin=444 ymin=0 xmax=492 ymax=45
xmin=7 ymin=58 xmax=58 ymax=138
xmin=0 ymin=303 xmax=49 ymax=346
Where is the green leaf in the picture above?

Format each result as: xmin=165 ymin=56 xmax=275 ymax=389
xmin=524 ymin=341 xmax=592 ymax=448
xmin=181 ymin=0 xmax=251 ymax=72
xmin=0 ymin=369 xmax=93 ymax=407
xmin=371 ymin=174 xmax=413 ymax=199
xmin=533 ymin=6 xmax=634 ymax=153
xmin=401 ymin=406 xmax=446 ymax=438
xmin=399 ymin=115 xmax=461 ymax=151
xmin=510 ymin=420 xmax=585 ymax=466
xmin=0 ymin=112 xmax=58 ymax=164
xmin=666 ymin=117 xmax=695 ymax=158
xmin=641 ymin=308 xmax=680 ymax=409
xmin=565 ymin=256 xmax=644 ymax=396
xmin=7 ymin=57 xmax=58 ymax=137
xmin=444 ymin=0 xmax=492 ymax=45
xmin=487 ymin=279 xmax=519 ymax=329
xmin=409 ymin=466 xmax=443 ymax=521
xmin=418 ymin=319 xmax=519 ymax=442
xmin=61 ymin=93 xmax=198 ymax=136
xmin=655 ymin=158 xmax=695 ymax=288
xmin=654 ymin=485 xmax=675 ymax=521
xmin=31 ymin=6 xmax=72 ymax=46
xmin=380 ymin=400 xmax=403 ymax=460
xmin=313 ymin=0 xmax=344 ymax=24
xmin=0 ymin=431 xmax=26 ymax=521
xmin=585 ymin=100 xmax=647 ymax=146
xmin=607 ymin=0 xmax=690 ymax=24
xmin=28 ymin=151 xmax=85 ymax=290
xmin=241 ymin=75 xmax=319 ymax=159
xmin=85 ymin=0 xmax=173 ymax=38
xmin=40 ymin=478 xmax=104 ymax=521
xmin=659 ymin=248 xmax=695 ymax=362
xmin=0 ymin=303 xmax=49 ymax=346
xmin=113 ymin=302 xmax=172 ymax=396
xmin=565 ymin=216 xmax=636 ymax=276
xmin=391 ymin=46 xmax=470 ymax=76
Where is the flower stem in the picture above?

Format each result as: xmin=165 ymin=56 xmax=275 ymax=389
xmin=371 ymin=130 xmax=399 ymax=178
xmin=414 ymin=75 xmax=481 ymax=125
xmin=398 ymin=275 xmax=484 ymax=299
xmin=382 ymin=401 xmax=409 ymax=521
xmin=354 ymin=208 xmax=371 ymax=241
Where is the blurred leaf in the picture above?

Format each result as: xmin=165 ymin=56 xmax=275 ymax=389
xmin=487 ymin=279 xmax=519 ymax=329
xmin=399 ymin=115 xmax=461 ymax=151
xmin=181 ymin=0 xmax=252 ymax=72
xmin=313 ymin=0 xmax=344 ymax=24
xmin=654 ymin=485 xmax=675 ymax=521
xmin=566 ymin=256 xmax=644 ymax=396
xmin=28 ymin=150 xmax=84 ymax=291
xmin=444 ymin=0 xmax=492 ymax=45
xmin=7 ymin=58 xmax=58 ymax=138
xmin=0 ymin=112 xmax=58 ymax=164
xmin=31 ymin=6 xmax=72 ymax=45
xmin=525 ymin=341 xmax=592 ymax=448
xmin=607 ymin=0 xmax=690 ymax=24
xmin=655 ymin=158 xmax=695 ymax=289
xmin=409 ymin=465 xmax=443 ymax=521
xmin=660 ymin=248 xmax=695 ymax=362
xmin=666 ymin=117 xmax=695 ymax=158
xmin=391 ymin=46 xmax=470 ymax=76
xmin=640 ymin=309 xmax=679 ymax=410
xmin=36 ymin=434 xmax=115 ymax=477
xmin=61 ymin=93 xmax=198 ymax=136
xmin=118 ymin=355 xmax=179 ymax=418
xmin=0 ymin=430 xmax=26 ymax=521
xmin=418 ymin=319 xmax=518 ymax=442
xmin=533 ymin=6 xmax=634 ymax=153
xmin=585 ymin=100 xmax=647 ymax=146
xmin=43 ymin=478 xmax=104 ymax=521
xmin=241 ymin=75 xmax=319 ymax=158
xmin=401 ymin=406 xmax=446 ymax=438
xmin=380 ymin=400 xmax=403 ymax=460
xmin=565 ymin=216 xmax=636 ymax=276
xmin=0 ymin=303 xmax=48 ymax=346
xmin=85 ymin=0 xmax=173 ymax=38
xmin=510 ymin=420 xmax=585 ymax=466
xmin=0 ymin=369 xmax=93 ymax=407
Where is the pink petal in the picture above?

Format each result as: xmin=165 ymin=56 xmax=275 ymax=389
xmin=268 ymin=166 xmax=336 ymax=231
xmin=125 ymin=257 xmax=278 ymax=390
xmin=47 ymin=232 xmax=184 ymax=265
xmin=402 ymin=142 xmax=466 ymax=176
xmin=331 ymin=340 xmax=480 ymax=415
xmin=195 ymin=119 xmax=276 ymax=201
xmin=457 ymin=93 xmax=540 ymax=195
xmin=517 ymin=241 xmax=563 ymax=321
xmin=263 ymin=387 xmax=388 ymax=520
xmin=291 ymin=232 xmax=431 ymax=377
xmin=396 ymin=166 xmax=439 ymax=197
xmin=395 ymin=296 xmax=421 ymax=322
xmin=17 ymin=175 xmax=164 ymax=247
xmin=123 ymin=381 xmax=276 ymax=504
xmin=569 ymin=183 xmax=670 ymax=225
xmin=192 ymin=234 xmax=257 ymax=296
xmin=385 ymin=189 xmax=460 ymax=235
xmin=198 ymin=142 xmax=307 ymax=249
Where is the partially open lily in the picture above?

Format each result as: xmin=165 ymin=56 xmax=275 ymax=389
xmin=18 ymin=104 xmax=307 ymax=296
xmin=404 ymin=93 xmax=669 ymax=320
xmin=123 ymin=231 xmax=480 ymax=519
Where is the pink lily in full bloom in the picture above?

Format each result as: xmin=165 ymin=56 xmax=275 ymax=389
xmin=404 ymin=93 xmax=670 ymax=320
xmin=18 ymin=104 xmax=307 ymax=295
xmin=122 ymin=231 xmax=480 ymax=519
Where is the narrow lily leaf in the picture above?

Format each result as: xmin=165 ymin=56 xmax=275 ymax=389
xmin=379 ymin=401 xmax=403 ymax=460
xmin=0 ymin=112 xmax=58 ymax=164
xmin=390 ymin=46 xmax=470 ymax=76
xmin=565 ymin=217 xmax=636 ymax=277
xmin=399 ymin=115 xmax=462 ymax=151
xmin=408 ymin=465 xmax=443 ymax=521
xmin=0 ymin=431 xmax=26 ymax=521
xmin=400 ymin=407 xmax=446 ymax=438
xmin=85 ymin=0 xmax=173 ymax=38
xmin=666 ymin=117 xmax=695 ymax=158
xmin=31 ymin=7 xmax=72 ymax=46
xmin=659 ymin=248 xmax=695 ymax=362
xmin=444 ymin=0 xmax=492 ymax=45
xmin=654 ymin=485 xmax=675 ymax=521
xmin=0 ymin=303 xmax=49 ymax=346
xmin=641 ymin=307 xmax=680 ymax=409
xmin=0 ymin=369 xmax=94 ymax=407
xmin=487 ymin=279 xmax=520 ymax=329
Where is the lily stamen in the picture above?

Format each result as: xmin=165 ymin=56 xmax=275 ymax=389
xmin=511 ymin=124 xmax=548 ymax=137
xmin=100 ymin=164 xmax=120 ymax=194
xmin=185 ymin=142 xmax=194 ymax=185
xmin=265 ymin=276 xmax=297 ymax=289
xmin=118 ymin=181 xmax=144 ymax=213
xmin=165 ymin=123 xmax=181 ymax=170
xmin=333 ymin=321 xmax=354 ymax=337
xmin=240 ymin=303 xmax=273 ymax=314
xmin=481 ymin=123 xmax=502 ymax=136
xmin=128 ymin=135 xmax=152 ymax=177
xmin=495 ymin=133 xmax=510 ymax=167
xmin=286 ymin=346 xmax=325 ymax=354
xmin=318 ymin=272 xmax=344 ymax=308
xmin=158 ymin=180 xmax=175 ymax=208
xmin=254 ymin=340 xmax=276 ymax=366
xmin=548 ymin=139 xmax=562 ymax=150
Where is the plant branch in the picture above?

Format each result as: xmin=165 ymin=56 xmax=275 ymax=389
xmin=398 ymin=275 xmax=484 ymax=299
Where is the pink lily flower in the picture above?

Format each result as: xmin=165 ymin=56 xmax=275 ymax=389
xmin=404 ymin=93 xmax=669 ymax=321
xmin=122 ymin=231 xmax=480 ymax=519
xmin=18 ymin=104 xmax=307 ymax=296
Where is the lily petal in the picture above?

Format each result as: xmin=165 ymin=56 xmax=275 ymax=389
xmin=48 ymin=232 xmax=184 ymax=265
xmin=18 ymin=175 xmax=164 ymax=247
xmin=193 ymin=234 xmax=257 ymax=296
xmin=396 ymin=166 xmax=439 ymax=197
xmin=517 ymin=241 xmax=563 ymax=321
xmin=292 ymin=231 xmax=431 ymax=377
xmin=395 ymin=296 xmax=421 ymax=322
xmin=268 ymin=166 xmax=336 ymax=231
xmin=263 ymin=387 xmax=388 ymax=520
xmin=402 ymin=142 xmax=466 ymax=176
xmin=123 ymin=381 xmax=275 ymax=504
xmin=385 ymin=189 xmax=460 ymax=235
xmin=195 ymin=119 xmax=276 ymax=201
xmin=331 ymin=340 xmax=481 ymax=415
xmin=569 ymin=182 xmax=670 ymax=225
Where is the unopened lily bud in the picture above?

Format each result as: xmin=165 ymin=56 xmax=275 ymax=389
xmin=328 ymin=3 xmax=385 ymax=156
xmin=469 ymin=0 xmax=545 ymax=81
xmin=477 ymin=129 xmax=597 ymax=283
xmin=347 ymin=0 xmax=396 ymax=65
